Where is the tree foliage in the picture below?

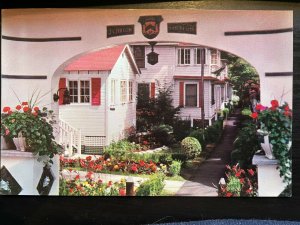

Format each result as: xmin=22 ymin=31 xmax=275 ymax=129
xmin=222 ymin=52 xmax=260 ymax=107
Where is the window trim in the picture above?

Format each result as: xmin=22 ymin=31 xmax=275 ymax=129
xmin=177 ymin=48 xmax=191 ymax=65
xmin=210 ymin=49 xmax=218 ymax=65
xmin=120 ymin=80 xmax=128 ymax=104
xmin=67 ymin=78 xmax=91 ymax=105
xmin=184 ymin=82 xmax=199 ymax=108
xmin=110 ymin=79 xmax=117 ymax=106
xmin=128 ymin=80 xmax=134 ymax=102
xmin=133 ymin=45 xmax=145 ymax=69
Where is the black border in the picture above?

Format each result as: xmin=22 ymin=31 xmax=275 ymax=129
xmin=1 ymin=1 xmax=300 ymax=225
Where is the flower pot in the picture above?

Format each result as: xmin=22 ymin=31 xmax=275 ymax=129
xmin=13 ymin=137 xmax=27 ymax=151
xmin=257 ymin=129 xmax=292 ymax=160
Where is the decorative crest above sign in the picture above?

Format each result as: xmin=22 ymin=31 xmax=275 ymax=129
xmin=167 ymin=22 xmax=197 ymax=35
xmin=107 ymin=25 xmax=134 ymax=38
xmin=138 ymin=15 xmax=163 ymax=39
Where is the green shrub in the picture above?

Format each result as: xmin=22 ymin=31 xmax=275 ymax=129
xmin=222 ymin=108 xmax=230 ymax=118
xmin=136 ymin=173 xmax=165 ymax=196
xmin=204 ymin=121 xmax=223 ymax=144
xmin=231 ymin=123 xmax=260 ymax=168
xmin=103 ymin=140 xmax=140 ymax=160
xmin=241 ymin=108 xmax=252 ymax=116
xmin=171 ymin=153 xmax=188 ymax=163
xmin=227 ymin=175 xmax=242 ymax=196
xmin=169 ymin=160 xmax=182 ymax=176
xmin=181 ymin=137 xmax=202 ymax=159
xmin=189 ymin=129 xmax=206 ymax=147
xmin=173 ymin=119 xmax=192 ymax=141
xmin=151 ymin=124 xmax=174 ymax=146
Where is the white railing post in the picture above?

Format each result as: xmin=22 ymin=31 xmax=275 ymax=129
xmin=78 ymin=129 xmax=82 ymax=155
xmin=69 ymin=131 xmax=73 ymax=156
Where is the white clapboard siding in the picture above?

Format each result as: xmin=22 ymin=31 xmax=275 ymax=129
xmin=59 ymin=72 xmax=108 ymax=137
xmin=106 ymin=50 xmax=137 ymax=144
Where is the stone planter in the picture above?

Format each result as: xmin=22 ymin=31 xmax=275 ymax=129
xmin=257 ymin=129 xmax=291 ymax=160
xmin=13 ymin=137 xmax=27 ymax=151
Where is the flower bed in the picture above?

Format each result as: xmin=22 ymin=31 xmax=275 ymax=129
xmin=60 ymin=155 xmax=171 ymax=175
xmin=218 ymin=164 xmax=257 ymax=197
xmin=59 ymin=170 xmax=126 ymax=196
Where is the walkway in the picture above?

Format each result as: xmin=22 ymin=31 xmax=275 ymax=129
xmin=175 ymin=111 xmax=239 ymax=196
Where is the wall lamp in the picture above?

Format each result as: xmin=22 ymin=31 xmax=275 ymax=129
xmin=53 ymin=88 xmax=71 ymax=104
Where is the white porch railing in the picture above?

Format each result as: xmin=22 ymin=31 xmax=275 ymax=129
xmin=58 ymin=119 xmax=82 ymax=156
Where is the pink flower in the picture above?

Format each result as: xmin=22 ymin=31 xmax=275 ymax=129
xmin=5 ymin=129 xmax=10 ymax=136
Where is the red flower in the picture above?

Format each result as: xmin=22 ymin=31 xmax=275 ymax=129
xmin=119 ymin=188 xmax=126 ymax=196
xmin=86 ymin=171 xmax=94 ymax=180
xmin=75 ymin=175 xmax=80 ymax=180
xmin=69 ymin=188 xmax=74 ymax=193
xmin=250 ymin=112 xmax=258 ymax=119
xmin=22 ymin=102 xmax=28 ymax=105
xmin=32 ymin=112 xmax=38 ymax=116
xmin=226 ymin=192 xmax=233 ymax=197
xmin=131 ymin=164 xmax=138 ymax=173
xmin=271 ymin=100 xmax=279 ymax=108
xmin=86 ymin=156 xmax=92 ymax=161
xmin=284 ymin=111 xmax=292 ymax=117
xmin=7 ymin=111 xmax=13 ymax=115
xmin=239 ymin=178 xmax=245 ymax=184
xmin=139 ymin=160 xmax=146 ymax=167
xmin=3 ymin=106 xmax=10 ymax=113
xmin=248 ymin=169 xmax=255 ymax=176
xmin=284 ymin=105 xmax=290 ymax=111
xmin=142 ymin=140 xmax=149 ymax=145
xmin=16 ymin=105 xmax=22 ymax=110
xmin=33 ymin=106 xmax=39 ymax=112
xmin=246 ymin=188 xmax=252 ymax=194
xmin=235 ymin=171 xmax=242 ymax=177
xmin=255 ymin=104 xmax=262 ymax=111
xmin=23 ymin=107 xmax=30 ymax=112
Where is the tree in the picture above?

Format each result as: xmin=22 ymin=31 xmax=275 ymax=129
xmin=222 ymin=52 xmax=260 ymax=109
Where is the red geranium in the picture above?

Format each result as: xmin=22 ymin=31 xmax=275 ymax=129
xmin=23 ymin=106 xmax=30 ymax=112
xmin=248 ymin=169 xmax=255 ymax=176
xmin=32 ymin=111 xmax=38 ymax=116
xmin=22 ymin=102 xmax=28 ymax=105
xmin=271 ymin=100 xmax=279 ymax=108
xmin=16 ymin=105 xmax=22 ymax=110
xmin=131 ymin=164 xmax=138 ymax=173
xmin=3 ymin=106 xmax=10 ymax=113
xmin=33 ymin=106 xmax=39 ymax=112
xmin=119 ymin=188 xmax=126 ymax=196
xmin=226 ymin=192 xmax=233 ymax=197
xmin=86 ymin=156 xmax=92 ymax=161
xmin=250 ymin=112 xmax=258 ymax=119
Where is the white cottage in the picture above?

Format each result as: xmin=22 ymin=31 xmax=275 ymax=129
xmin=57 ymin=45 xmax=140 ymax=153
xmin=130 ymin=43 xmax=232 ymax=126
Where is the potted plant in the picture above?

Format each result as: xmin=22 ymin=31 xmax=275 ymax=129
xmin=250 ymin=100 xmax=292 ymax=185
xmin=1 ymin=102 xmax=62 ymax=165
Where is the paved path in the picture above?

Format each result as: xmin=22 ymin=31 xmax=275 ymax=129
xmin=175 ymin=111 xmax=239 ymax=196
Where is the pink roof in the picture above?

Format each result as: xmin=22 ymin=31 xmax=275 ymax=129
xmin=64 ymin=45 xmax=125 ymax=71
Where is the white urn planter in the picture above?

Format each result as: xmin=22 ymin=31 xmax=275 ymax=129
xmin=13 ymin=137 xmax=27 ymax=151
xmin=257 ymin=129 xmax=292 ymax=160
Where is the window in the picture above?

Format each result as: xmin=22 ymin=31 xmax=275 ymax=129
xmin=185 ymin=84 xmax=198 ymax=107
xmin=129 ymin=81 xmax=133 ymax=102
xmin=194 ymin=48 xmax=205 ymax=65
xmin=211 ymin=49 xmax=218 ymax=65
xmin=133 ymin=46 xmax=145 ymax=68
xmin=111 ymin=79 xmax=116 ymax=105
xmin=120 ymin=80 xmax=127 ymax=103
xmin=178 ymin=48 xmax=191 ymax=65
xmin=137 ymin=83 xmax=150 ymax=102
xmin=69 ymin=80 xmax=90 ymax=103
xmin=211 ymin=84 xmax=215 ymax=105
